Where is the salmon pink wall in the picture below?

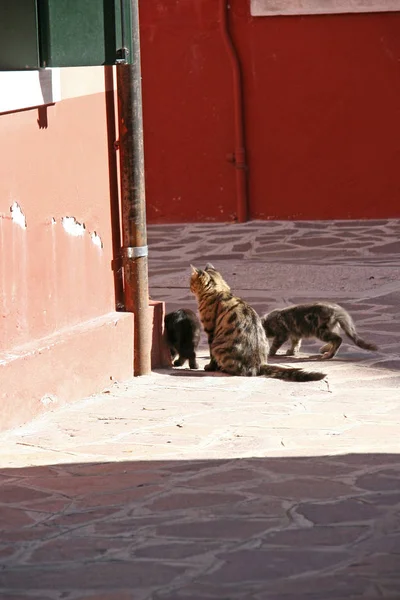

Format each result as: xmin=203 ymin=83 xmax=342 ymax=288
xmin=140 ymin=0 xmax=400 ymax=222
xmin=0 ymin=91 xmax=115 ymax=351
xmin=0 ymin=68 xmax=137 ymax=431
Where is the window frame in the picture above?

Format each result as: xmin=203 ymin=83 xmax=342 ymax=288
xmin=251 ymin=1 xmax=400 ymax=16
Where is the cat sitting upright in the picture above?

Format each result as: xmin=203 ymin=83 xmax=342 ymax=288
xmin=261 ymin=302 xmax=378 ymax=360
xmin=190 ymin=263 xmax=325 ymax=382
xmin=164 ymin=308 xmax=201 ymax=369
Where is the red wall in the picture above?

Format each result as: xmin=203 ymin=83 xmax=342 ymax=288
xmin=140 ymin=0 xmax=400 ymax=222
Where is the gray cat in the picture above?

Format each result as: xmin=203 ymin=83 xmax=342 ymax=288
xmin=261 ymin=302 xmax=378 ymax=359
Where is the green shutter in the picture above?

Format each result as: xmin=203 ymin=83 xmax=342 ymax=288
xmin=38 ymin=0 xmax=132 ymax=67
xmin=0 ymin=0 xmax=133 ymax=70
xmin=0 ymin=1 xmax=40 ymax=70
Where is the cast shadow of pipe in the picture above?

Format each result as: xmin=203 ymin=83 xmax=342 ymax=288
xmin=103 ymin=65 xmax=124 ymax=311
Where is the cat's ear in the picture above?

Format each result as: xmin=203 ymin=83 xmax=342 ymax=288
xmin=190 ymin=264 xmax=202 ymax=275
xmin=205 ymin=263 xmax=215 ymax=271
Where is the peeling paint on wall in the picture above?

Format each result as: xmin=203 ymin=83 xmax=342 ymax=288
xmin=62 ymin=216 xmax=85 ymax=236
xmin=10 ymin=202 xmax=27 ymax=229
xmin=58 ymin=216 xmax=104 ymax=251
xmin=41 ymin=394 xmax=58 ymax=406
xmin=90 ymin=231 xmax=103 ymax=249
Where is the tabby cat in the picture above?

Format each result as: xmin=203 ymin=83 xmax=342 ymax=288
xmin=190 ymin=263 xmax=325 ymax=382
xmin=262 ymin=302 xmax=378 ymax=359
xmin=164 ymin=308 xmax=201 ymax=369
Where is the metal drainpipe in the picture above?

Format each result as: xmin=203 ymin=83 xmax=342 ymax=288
xmin=219 ymin=0 xmax=248 ymax=223
xmin=116 ymin=0 xmax=151 ymax=375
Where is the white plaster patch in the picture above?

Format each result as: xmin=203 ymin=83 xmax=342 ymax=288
xmin=41 ymin=394 xmax=58 ymax=406
xmin=91 ymin=231 xmax=103 ymax=249
xmin=60 ymin=215 xmax=103 ymax=249
xmin=62 ymin=216 xmax=85 ymax=237
xmin=51 ymin=217 xmax=56 ymax=225
xmin=10 ymin=202 xmax=27 ymax=229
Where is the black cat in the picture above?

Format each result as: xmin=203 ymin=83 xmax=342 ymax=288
xmin=164 ymin=308 xmax=201 ymax=369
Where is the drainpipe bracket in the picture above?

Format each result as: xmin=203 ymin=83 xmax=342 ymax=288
xmin=122 ymin=245 xmax=148 ymax=259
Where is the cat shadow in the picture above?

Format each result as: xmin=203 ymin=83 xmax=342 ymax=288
xmin=164 ymin=353 xmax=351 ymax=377
xmin=268 ymin=354 xmax=324 ymax=364
xmin=268 ymin=354 xmax=351 ymax=364
xmin=165 ymin=368 xmax=229 ymax=378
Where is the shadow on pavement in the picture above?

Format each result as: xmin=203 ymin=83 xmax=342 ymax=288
xmin=0 ymin=453 xmax=399 ymax=599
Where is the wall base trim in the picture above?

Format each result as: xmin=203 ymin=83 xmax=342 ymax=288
xmin=0 ymin=312 xmax=134 ymax=432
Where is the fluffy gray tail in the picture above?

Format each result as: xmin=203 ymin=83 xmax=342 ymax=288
xmin=260 ymin=364 xmax=326 ymax=382
xmin=336 ymin=308 xmax=378 ymax=352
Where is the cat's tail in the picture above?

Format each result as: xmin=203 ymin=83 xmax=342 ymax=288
xmin=336 ymin=309 xmax=378 ymax=352
xmin=260 ymin=364 xmax=326 ymax=382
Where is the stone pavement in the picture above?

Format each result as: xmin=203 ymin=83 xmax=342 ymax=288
xmin=0 ymin=220 xmax=400 ymax=599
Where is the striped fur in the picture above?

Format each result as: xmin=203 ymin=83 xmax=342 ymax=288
xmin=262 ymin=302 xmax=378 ymax=359
xmin=190 ymin=264 xmax=325 ymax=382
